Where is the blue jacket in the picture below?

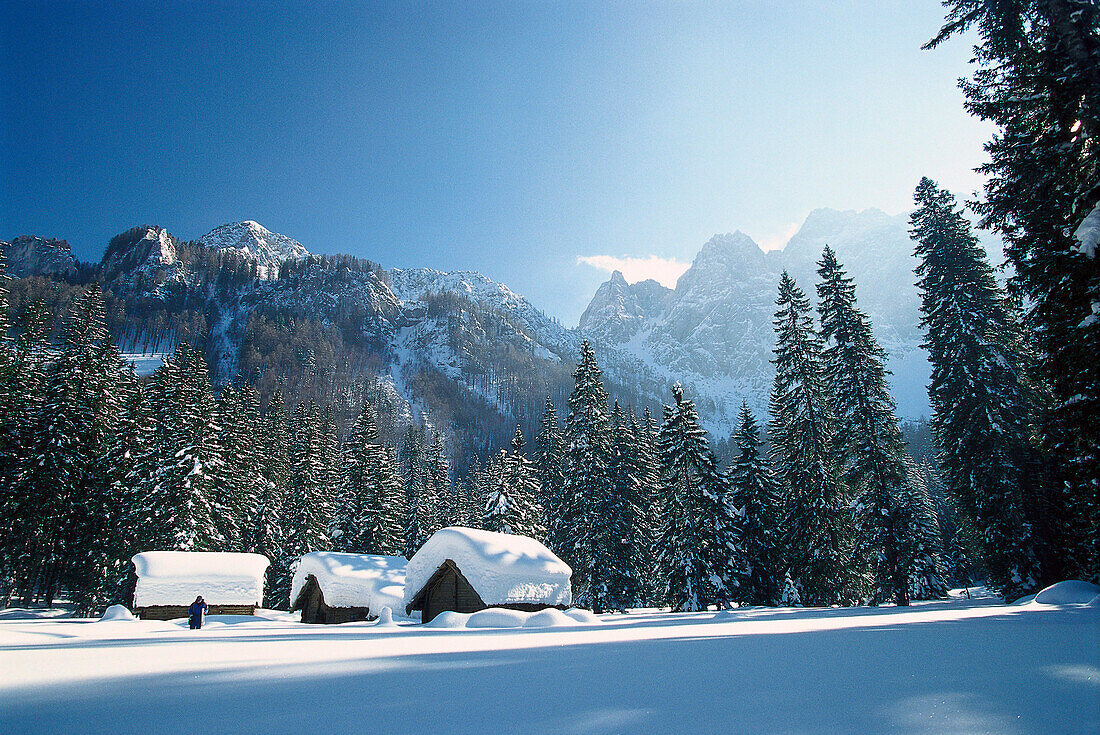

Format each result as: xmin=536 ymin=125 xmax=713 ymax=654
xmin=188 ymin=601 xmax=208 ymax=618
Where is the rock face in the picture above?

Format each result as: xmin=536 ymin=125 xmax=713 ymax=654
xmin=99 ymin=225 xmax=182 ymax=284
xmin=579 ymin=209 xmax=935 ymax=431
xmin=0 ymin=235 xmax=78 ymax=278
xmin=199 ymin=221 xmax=309 ymax=278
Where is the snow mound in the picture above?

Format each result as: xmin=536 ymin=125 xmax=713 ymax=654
xmin=290 ymin=552 xmax=406 ymax=612
xmin=466 ymin=608 xmax=531 ymax=628
xmin=374 ymin=607 xmax=397 ymax=627
xmin=522 ymin=608 xmax=578 ymax=628
xmin=404 ymin=527 xmax=572 ymax=610
xmin=424 ymin=611 xmax=469 ymax=629
xmin=1032 ymin=580 xmax=1100 ymax=606
xmin=98 ymin=605 xmax=136 ymax=621
xmin=131 ymin=552 xmax=269 ymax=607
xmin=563 ymin=608 xmax=601 ymax=624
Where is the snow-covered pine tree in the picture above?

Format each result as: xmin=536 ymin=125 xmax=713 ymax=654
xmin=482 ymin=427 xmax=543 ymax=538
xmin=13 ymin=285 xmax=121 ymax=609
xmin=250 ymin=389 xmax=287 ymax=606
xmin=927 ymin=0 xmax=1098 ymax=582
xmin=603 ymin=403 xmax=646 ymax=610
xmin=911 ymin=177 xmax=1039 ymax=599
xmin=0 ymin=298 xmax=52 ymax=605
xmin=628 ymin=409 xmax=661 ymax=606
xmin=769 ymin=271 xmax=853 ymax=606
xmin=728 ymin=403 xmax=785 ymax=606
xmin=400 ymin=424 xmax=430 ymax=558
xmin=560 ymin=341 xmax=614 ymax=610
xmin=656 ymin=384 xmax=739 ymax=611
xmin=85 ymin=365 xmax=149 ymax=612
xmin=425 ymin=428 xmax=454 ymax=533
xmin=333 ymin=401 xmax=405 ymax=555
xmin=534 ymin=396 xmax=565 ymax=544
xmin=275 ymin=401 xmax=334 ymax=606
xmin=900 ymin=455 xmax=948 ymax=601
xmin=816 ymin=246 xmax=914 ymax=605
xmin=134 ymin=344 xmax=226 ymax=554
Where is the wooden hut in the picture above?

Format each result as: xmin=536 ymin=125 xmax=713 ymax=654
xmin=404 ymin=527 xmax=572 ymax=623
xmin=130 ymin=551 xmax=269 ymax=620
xmin=289 ymin=552 xmax=407 ymax=624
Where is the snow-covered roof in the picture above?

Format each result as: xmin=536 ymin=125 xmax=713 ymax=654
xmin=290 ymin=552 xmax=407 ymax=611
xmin=131 ymin=552 xmax=269 ymax=607
xmin=404 ymin=527 xmax=572 ymax=608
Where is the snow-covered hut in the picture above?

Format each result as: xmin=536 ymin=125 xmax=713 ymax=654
xmin=404 ymin=527 xmax=572 ymax=623
xmin=289 ymin=552 xmax=407 ymax=624
xmin=131 ymin=551 xmax=270 ymax=620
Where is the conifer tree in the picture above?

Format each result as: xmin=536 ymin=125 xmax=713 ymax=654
xmin=134 ymin=344 xmax=225 ymax=554
xmin=602 ymin=404 xmax=646 ymax=610
xmin=10 ymin=284 xmax=120 ymax=608
xmin=333 ymin=401 xmax=405 ymax=555
xmin=656 ymin=384 xmax=740 ymax=611
xmin=927 ymin=0 xmax=1098 ymax=581
xmin=728 ymin=403 xmax=784 ymax=606
xmin=769 ymin=271 xmax=852 ymax=606
xmin=560 ymin=341 xmax=614 ymax=608
xmin=911 ymin=178 xmax=1039 ymax=598
xmin=534 ymin=397 xmax=565 ymax=542
xmin=400 ymin=424 xmax=430 ymax=557
xmin=275 ymin=401 xmax=334 ymax=606
xmin=629 ymin=409 xmax=661 ymax=606
xmin=817 ymin=246 xmax=915 ymax=604
xmin=482 ymin=427 xmax=543 ymax=538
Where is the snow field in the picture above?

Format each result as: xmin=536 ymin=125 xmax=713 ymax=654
xmin=1 ymin=590 xmax=1096 ymax=734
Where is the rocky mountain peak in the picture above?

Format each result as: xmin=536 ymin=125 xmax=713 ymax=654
xmin=0 ymin=235 xmax=78 ymax=278
xmin=199 ymin=221 xmax=309 ymax=278
xmin=99 ymin=225 xmax=179 ymax=281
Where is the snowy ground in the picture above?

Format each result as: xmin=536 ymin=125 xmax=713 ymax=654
xmin=1 ymin=589 xmax=1097 ymax=734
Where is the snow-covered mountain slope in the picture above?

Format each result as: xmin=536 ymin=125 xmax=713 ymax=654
xmin=581 ymin=209 xmax=940 ymax=431
xmin=98 ymin=225 xmax=185 ymax=293
xmin=200 ymin=221 xmax=309 ymax=278
xmin=0 ymin=235 xmax=78 ymax=278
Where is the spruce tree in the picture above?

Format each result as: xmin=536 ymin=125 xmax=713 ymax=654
xmin=911 ymin=177 xmax=1039 ymax=599
xmin=656 ymin=384 xmax=739 ymax=611
xmin=629 ymin=409 xmax=661 ymax=606
xmin=534 ymin=397 xmax=565 ymax=543
xmin=333 ymin=401 xmax=405 ymax=555
xmin=817 ymin=246 xmax=915 ymax=605
xmin=560 ymin=341 xmax=614 ymax=609
xmin=603 ymin=404 xmax=646 ymax=610
xmin=134 ymin=344 xmax=224 ymax=554
xmin=769 ymin=271 xmax=852 ymax=606
xmin=728 ymin=403 xmax=784 ymax=606
xmin=927 ymin=0 xmax=1099 ymax=581
xmin=276 ymin=401 xmax=334 ymax=606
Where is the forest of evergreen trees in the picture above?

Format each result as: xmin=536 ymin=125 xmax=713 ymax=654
xmin=0 ymin=227 xmax=1001 ymax=616
xmin=0 ymin=0 xmax=1095 ymax=617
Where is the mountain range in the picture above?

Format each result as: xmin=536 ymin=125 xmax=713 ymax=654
xmin=2 ymin=209 xmax=952 ymax=448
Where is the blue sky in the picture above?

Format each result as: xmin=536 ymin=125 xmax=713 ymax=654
xmin=1 ymin=1 xmax=989 ymax=324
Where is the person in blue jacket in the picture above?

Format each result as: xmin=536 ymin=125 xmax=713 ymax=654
xmin=188 ymin=595 xmax=208 ymax=630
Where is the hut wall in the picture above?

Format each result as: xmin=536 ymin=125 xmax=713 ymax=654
xmin=292 ymin=575 xmax=372 ymax=624
xmin=136 ymin=604 xmax=256 ymax=620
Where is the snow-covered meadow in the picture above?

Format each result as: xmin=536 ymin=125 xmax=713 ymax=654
xmin=2 ymin=586 xmax=1097 ymax=734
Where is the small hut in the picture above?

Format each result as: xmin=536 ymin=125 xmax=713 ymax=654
xmin=404 ymin=527 xmax=572 ymax=623
xmin=290 ymin=552 xmax=407 ymax=624
xmin=131 ymin=551 xmax=270 ymax=620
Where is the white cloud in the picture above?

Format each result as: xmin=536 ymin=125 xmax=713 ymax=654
xmin=757 ymin=222 xmax=801 ymax=252
xmin=576 ymin=254 xmax=690 ymax=288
